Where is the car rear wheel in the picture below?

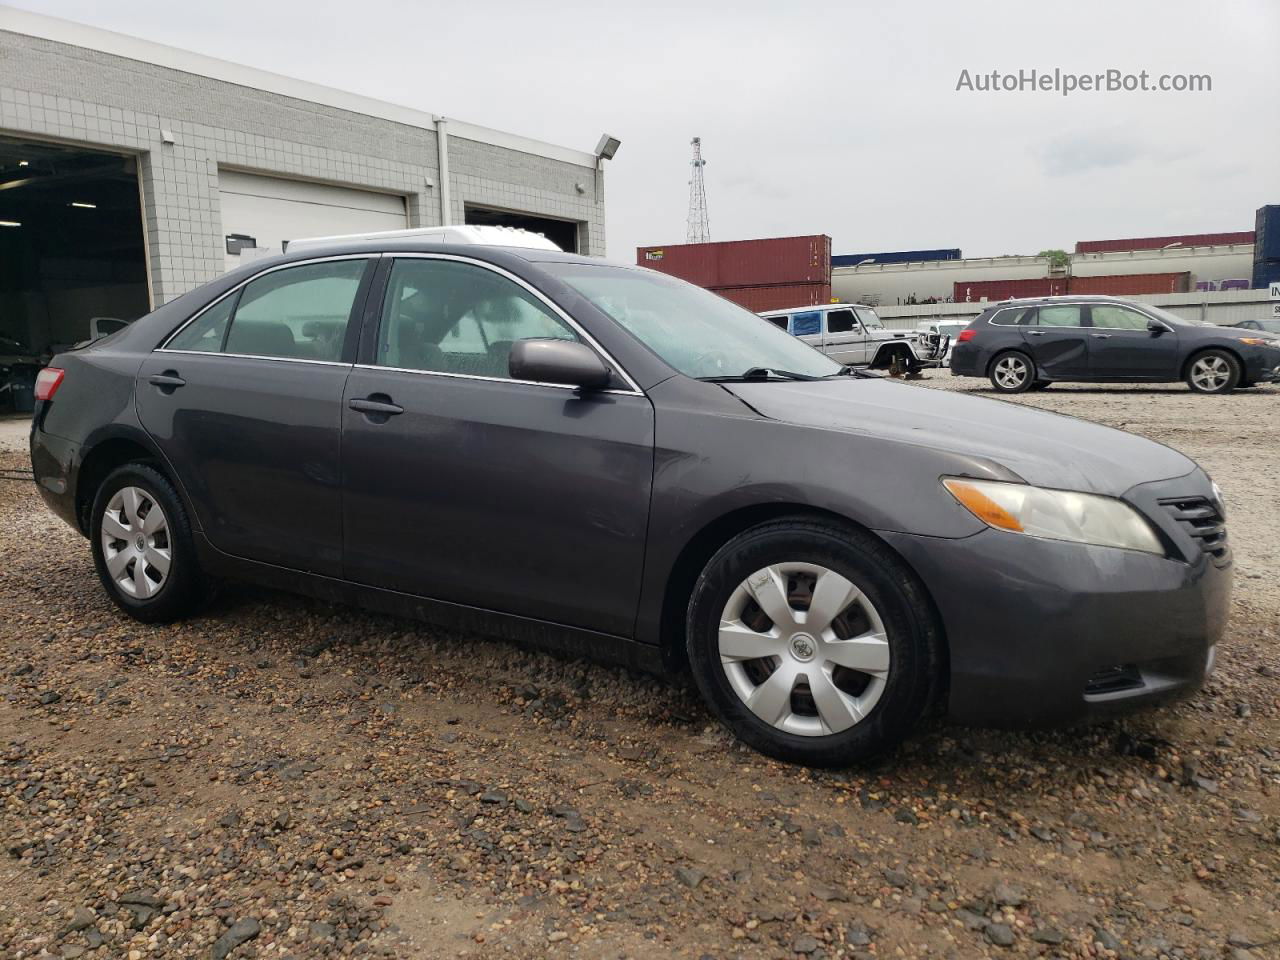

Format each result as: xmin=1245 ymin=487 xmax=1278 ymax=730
xmin=989 ymin=351 xmax=1035 ymax=393
xmin=90 ymin=463 xmax=204 ymax=623
xmin=1185 ymin=350 xmax=1241 ymax=394
xmin=685 ymin=518 xmax=941 ymax=767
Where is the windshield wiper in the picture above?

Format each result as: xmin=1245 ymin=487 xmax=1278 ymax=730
xmin=700 ymin=367 xmax=822 ymax=382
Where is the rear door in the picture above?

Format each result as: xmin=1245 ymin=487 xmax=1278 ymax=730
xmin=1018 ymin=304 xmax=1090 ymax=378
xmin=136 ymin=256 xmax=373 ymax=576
xmin=340 ymin=255 xmax=655 ymax=636
xmin=822 ymin=308 xmax=866 ymax=364
xmin=789 ymin=310 xmax=824 ymax=356
xmin=1086 ymin=304 xmax=1179 ymax=379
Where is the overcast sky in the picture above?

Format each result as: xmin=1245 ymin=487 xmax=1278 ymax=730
xmin=12 ymin=0 xmax=1280 ymax=259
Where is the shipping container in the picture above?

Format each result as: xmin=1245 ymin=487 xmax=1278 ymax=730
xmin=831 ymin=248 xmax=961 ymax=267
xmin=1255 ymin=206 xmax=1280 ymax=262
xmin=636 ymin=235 xmax=831 ymax=288
xmin=953 ymin=277 xmax=1066 ymax=302
xmin=1075 ymin=232 xmax=1254 ymax=254
xmin=709 ymin=282 xmax=832 ymax=313
xmin=1067 ymin=272 xmax=1191 ymax=295
xmin=1252 ymin=259 xmax=1280 ymax=290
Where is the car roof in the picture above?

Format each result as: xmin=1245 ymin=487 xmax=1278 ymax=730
xmin=759 ymin=302 xmax=870 ymax=315
xmin=988 ymin=294 xmax=1145 ymax=308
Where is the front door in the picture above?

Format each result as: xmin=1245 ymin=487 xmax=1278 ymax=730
xmin=1086 ymin=304 xmax=1180 ymax=379
xmin=136 ymin=257 xmax=373 ymax=576
xmin=341 ymin=255 xmax=655 ymax=637
xmin=1019 ymin=304 xmax=1090 ymax=379
xmin=822 ymin=308 xmax=867 ymax=364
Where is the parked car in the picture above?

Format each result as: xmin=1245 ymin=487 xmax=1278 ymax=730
xmin=31 ymin=230 xmax=1230 ymax=767
xmin=915 ymin=319 xmax=970 ymax=366
xmin=1228 ymin=319 xmax=1280 ymax=334
xmin=758 ymin=303 xmax=925 ymax=373
xmin=950 ymin=295 xmax=1280 ymax=394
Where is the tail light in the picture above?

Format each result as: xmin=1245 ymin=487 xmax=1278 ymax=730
xmin=34 ymin=367 xmax=65 ymax=402
xmin=956 ymin=329 xmax=977 ymax=343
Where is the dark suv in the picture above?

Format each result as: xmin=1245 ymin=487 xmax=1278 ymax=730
xmin=950 ymin=295 xmax=1280 ymax=394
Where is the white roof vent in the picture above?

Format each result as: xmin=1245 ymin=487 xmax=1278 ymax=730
xmin=284 ymin=224 xmax=562 ymax=253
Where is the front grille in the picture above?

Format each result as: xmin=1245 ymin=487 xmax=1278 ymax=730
xmin=1159 ymin=496 xmax=1228 ymax=560
xmin=1085 ymin=664 xmax=1144 ymax=696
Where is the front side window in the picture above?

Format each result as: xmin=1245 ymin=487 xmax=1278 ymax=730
xmin=1037 ymin=305 xmax=1083 ymax=328
xmin=544 ymin=263 xmax=841 ymax=380
xmin=1090 ymin=306 xmax=1152 ymax=330
xmin=791 ymin=311 xmax=821 ymax=336
xmin=827 ymin=309 xmax=858 ymax=334
xmin=377 ymin=259 xmax=579 ymax=380
xmin=222 ymin=260 xmax=366 ymax=361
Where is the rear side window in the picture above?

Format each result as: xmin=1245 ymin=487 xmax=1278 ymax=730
xmin=792 ymin=311 xmax=821 ymax=336
xmin=1038 ymin=305 xmax=1083 ymax=328
xmin=988 ymin=307 xmax=1035 ymax=326
xmin=826 ymin=309 xmax=857 ymax=333
xmin=226 ymin=260 xmax=367 ymax=361
xmin=376 ymin=258 xmax=579 ymax=380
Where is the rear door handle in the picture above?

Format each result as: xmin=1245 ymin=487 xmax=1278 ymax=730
xmin=1091 ymin=333 xmax=1112 ymax=339
xmin=348 ymin=396 xmax=403 ymax=416
xmin=1027 ymin=331 xmax=1045 ymax=337
xmin=148 ymin=372 xmax=186 ymax=390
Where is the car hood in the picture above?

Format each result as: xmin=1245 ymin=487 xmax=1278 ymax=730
xmin=725 ymin=378 xmax=1196 ymax=495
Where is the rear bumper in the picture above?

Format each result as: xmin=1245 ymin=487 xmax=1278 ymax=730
xmin=30 ymin=422 xmax=81 ymax=532
xmin=879 ymin=522 xmax=1231 ymax=727
xmin=949 ymin=344 xmax=982 ymax=377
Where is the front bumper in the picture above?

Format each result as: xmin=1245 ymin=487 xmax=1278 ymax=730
xmin=1241 ymin=347 xmax=1280 ymax=383
xmin=878 ymin=487 xmax=1231 ymax=727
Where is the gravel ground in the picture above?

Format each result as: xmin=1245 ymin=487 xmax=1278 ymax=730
xmin=0 ymin=380 xmax=1277 ymax=960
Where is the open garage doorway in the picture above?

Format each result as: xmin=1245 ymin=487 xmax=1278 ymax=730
xmin=0 ymin=136 xmax=149 ymax=414
xmin=464 ymin=204 xmax=581 ymax=254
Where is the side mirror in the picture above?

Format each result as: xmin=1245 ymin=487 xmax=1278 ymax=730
xmin=1147 ymin=319 xmax=1171 ymax=334
xmin=509 ymin=339 xmax=612 ymax=391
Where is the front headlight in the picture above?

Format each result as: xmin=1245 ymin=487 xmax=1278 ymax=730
xmin=942 ymin=477 xmax=1164 ymax=555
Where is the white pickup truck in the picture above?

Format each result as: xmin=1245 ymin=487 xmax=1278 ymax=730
xmin=759 ymin=303 xmax=925 ymax=372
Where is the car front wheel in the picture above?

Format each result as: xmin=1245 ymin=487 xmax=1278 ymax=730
xmin=90 ymin=463 xmax=205 ymax=623
xmin=1185 ymin=350 xmax=1241 ymax=394
xmin=989 ymin=351 xmax=1035 ymax=393
xmin=685 ymin=518 xmax=941 ymax=767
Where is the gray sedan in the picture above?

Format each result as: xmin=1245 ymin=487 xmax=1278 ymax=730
xmin=29 ymin=237 xmax=1230 ymax=766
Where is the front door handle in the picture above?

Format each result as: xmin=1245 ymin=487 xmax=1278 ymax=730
xmin=148 ymin=372 xmax=186 ymax=391
xmin=1027 ymin=331 xmax=1045 ymax=337
xmin=349 ymin=396 xmax=404 ymax=417
xmin=1091 ymin=333 xmax=1112 ymax=339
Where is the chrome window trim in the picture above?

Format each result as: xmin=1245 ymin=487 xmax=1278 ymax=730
xmin=158 ymin=349 xmax=351 ymax=367
xmin=157 ymin=254 xmax=377 ymax=353
xmin=352 ymin=363 xmax=641 ymax=397
xmin=988 ymin=305 xmax=1086 ymax=330
xmin=374 ymin=252 xmax=645 ymax=396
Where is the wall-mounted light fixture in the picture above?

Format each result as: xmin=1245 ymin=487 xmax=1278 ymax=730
xmin=0 ymin=220 xmax=21 ymax=227
xmin=160 ymin=129 xmax=176 ymax=145
xmin=225 ymin=233 xmax=257 ymax=255
xmin=594 ymin=134 xmax=621 ymax=160
xmin=69 ymin=202 xmax=97 ymax=209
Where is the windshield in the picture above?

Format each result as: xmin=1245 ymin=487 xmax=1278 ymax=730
xmin=545 ymin=263 xmax=843 ymax=379
xmin=854 ymin=307 xmax=883 ymax=330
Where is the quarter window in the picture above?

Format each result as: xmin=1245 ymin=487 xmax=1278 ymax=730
xmin=826 ymin=309 xmax=858 ymax=334
xmin=1090 ymin=306 xmax=1152 ymax=330
xmin=791 ymin=311 xmax=821 ymax=336
xmin=766 ymin=315 xmax=788 ymax=330
xmin=1037 ymin=305 xmax=1083 ymax=328
xmin=377 ymin=259 xmax=579 ymax=380
xmin=168 ymin=295 xmax=235 ymax=353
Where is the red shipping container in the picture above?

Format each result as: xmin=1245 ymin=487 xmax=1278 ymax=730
xmin=953 ymin=278 xmax=1066 ymax=302
xmin=1068 ymin=272 xmax=1191 ymax=295
xmin=637 ymin=235 xmax=831 ymax=288
xmin=1075 ymin=232 xmax=1253 ymax=254
xmin=709 ymin=282 xmax=832 ymax=313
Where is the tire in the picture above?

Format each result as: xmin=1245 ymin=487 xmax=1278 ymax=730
xmin=1185 ymin=349 xmax=1241 ymax=394
xmin=988 ymin=350 xmax=1035 ymax=393
xmin=685 ymin=518 xmax=942 ymax=767
xmin=90 ymin=463 xmax=205 ymax=623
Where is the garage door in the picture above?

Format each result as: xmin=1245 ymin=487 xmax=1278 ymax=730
xmin=218 ymin=170 xmax=407 ymax=271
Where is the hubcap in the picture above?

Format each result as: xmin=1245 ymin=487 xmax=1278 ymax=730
xmin=1191 ymin=356 xmax=1229 ymax=391
xmin=994 ymin=356 xmax=1028 ymax=389
xmin=718 ymin=562 xmax=891 ymax=737
xmin=101 ymin=486 xmax=171 ymax=600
